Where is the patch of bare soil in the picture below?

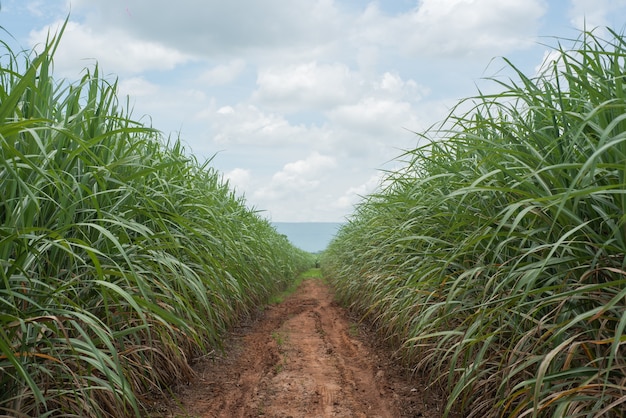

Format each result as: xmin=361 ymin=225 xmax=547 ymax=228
xmin=151 ymin=279 xmax=450 ymax=417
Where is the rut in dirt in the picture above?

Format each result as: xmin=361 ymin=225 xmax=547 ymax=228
xmin=154 ymin=279 xmax=449 ymax=418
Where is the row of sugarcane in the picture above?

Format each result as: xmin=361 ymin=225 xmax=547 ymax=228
xmin=0 ymin=27 xmax=313 ymax=417
xmin=322 ymin=29 xmax=626 ymax=417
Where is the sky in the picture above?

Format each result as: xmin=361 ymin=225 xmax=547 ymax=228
xmin=1 ymin=1 xmax=625 ymax=222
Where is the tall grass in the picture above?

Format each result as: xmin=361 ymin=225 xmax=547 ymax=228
xmin=322 ymin=28 xmax=626 ymax=417
xmin=0 ymin=27 xmax=313 ymax=417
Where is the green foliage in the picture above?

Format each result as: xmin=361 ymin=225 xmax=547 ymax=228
xmin=0 ymin=26 xmax=312 ymax=417
xmin=300 ymin=268 xmax=323 ymax=279
xmin=268 ymin=267 xmax=321 ymax=304
xmin=322 ymin=28 xmax=626 ymax=417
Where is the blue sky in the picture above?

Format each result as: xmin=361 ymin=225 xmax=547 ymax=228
xmin=2 ymin=0 xmax=626 ymax=222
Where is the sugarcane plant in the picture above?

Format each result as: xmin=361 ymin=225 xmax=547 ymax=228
xmin=322 ymin=28 xmax=626 ymax=417
xmin=0 ymin=25 xmax=313 ymax=417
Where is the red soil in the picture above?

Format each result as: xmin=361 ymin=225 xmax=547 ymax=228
xmin=150 ymin=279 xmax=451 ymax=417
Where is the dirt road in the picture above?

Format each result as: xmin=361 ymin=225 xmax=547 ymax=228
xmin=153 ymin=278 xmax=449 ymax=417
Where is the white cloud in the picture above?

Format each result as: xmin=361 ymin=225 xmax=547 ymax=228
xmin=374 ymin=72 xmax=426 ymax=100
xmin=208 ymin=104 xmax=307 ymax=146
xmin=353 ymin=0 xmax=546 ymax=58
xmin=117 ymin=77 xmax=159 ymax=98
xmin=329 ymin=98 xmax=417 ymax=137
xmin=67 ymin=0 xmax=344 ymax=58
xmin=254 ymin=152 xmax=336 ymax=200
xmin=26 ymin=1 xmax=46 ymax=17
xmin=253 ymin=64 xmax=426 ymax=114
xmin=223 ymin=168 xmax=251 ymax=191
xmin=199 ymin=59 xmax=246 ymax=86
xmin=568 ymin=0 xmax=626 ymax=32
xmin=28 ymin=20 xmax=192 ymax=77
xmin=281 ymin=152 xmax=336 ymax=177
xmin=247 ymin=152 xmax=341 ymax=221
xmin=412 ymin=0 xmax=546 ymax=54
xmin=253 ymin=61 xmax=359 ymax=110
xmin=216 ymin=106 xmax=235 ymax=115
xmin=335 ymin=173 xmax=384 ymax=212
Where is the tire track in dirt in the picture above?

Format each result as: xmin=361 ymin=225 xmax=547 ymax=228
xmin=151 ymin=279 xmax=451 ymax=417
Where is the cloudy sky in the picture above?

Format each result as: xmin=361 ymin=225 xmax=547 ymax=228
xmin=2 ymin=1 xmax=625 ymax=222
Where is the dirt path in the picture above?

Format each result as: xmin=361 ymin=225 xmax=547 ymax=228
xmin=153 ymin=279 xmax=449 ymax=417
